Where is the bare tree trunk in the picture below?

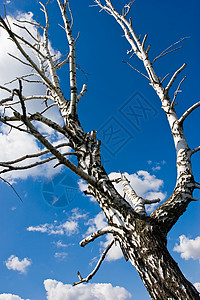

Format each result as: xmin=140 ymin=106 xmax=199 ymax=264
xmin=121 ymin=220 xmax=199 ymax=300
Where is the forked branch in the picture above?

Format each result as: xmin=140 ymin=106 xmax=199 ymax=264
xmin=152 ymin=37 xmax=189 ymax=64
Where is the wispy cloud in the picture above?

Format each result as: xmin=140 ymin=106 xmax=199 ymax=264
xmin=147 ymin=160 xmax=166 ymax=172
xmin=54 ymin=252 xmax=68 ymax=261
xmin=54 ymin=240 xmax=68 ymax=248
xmin=173 ymin=235 xmax=200 ymax=262
xmin=5 ymin=255 xmax=31 ymax=274
xmin=70 ymin=208 xmax=88 ymax=220
xmin=27 ymin=220 xmax=78 ymax=236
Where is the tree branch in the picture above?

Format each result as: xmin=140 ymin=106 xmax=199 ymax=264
xmin=190 ymin=146 xmax=200 ymax=156
xmin=80 ymin=226 xmax=115 ymax=247
xmin=0 ymin=16 xmax=67 ymax=110
xmin=13 ymin=111 xmax=98 ymax=187
xmin=165 ymin=63 xmax=186 ymax=92
xmin=57 ymin=0 xmax=78 ymax=117
xmin=122 ymin=60 xmax=150 ymax=80
xmin=73 ymin=239 xmax=115 ymax=286
xmin=153 ymin=37 xmax=189 ymax=64
xmin=77 ymin=84 xmax=87 ymax=103
xmin=29 ymin=112 xmax=75 ymax=140
xmin=0 ymin=153 xmax=64 ymax=174
xmin=0 ymin=176 xmax=23 ymax=202
xmin=179 ymin=101 xmax=200 ymax=124
xmin=118 ymin=171 xmax=160 ymax=215
xmin=171 ymin=76 xmax=186 ymax=107
xmin=152 ymin=46 xmax=183 ymax=64
xmin=0 ymin=143 xmax=70 ymax=166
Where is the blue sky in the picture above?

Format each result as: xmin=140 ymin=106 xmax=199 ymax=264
xmin=0 ymin=0 xmax=199 ymax=299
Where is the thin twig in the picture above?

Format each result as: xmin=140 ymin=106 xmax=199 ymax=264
xmin=8 ymin=53 xmax=32 ymax=68
xmin=0 ymin=176 xmax=23 ymax=202
xmin=13 ymin=22 xmax=39 ymax=43
xmin=153 ymin=46 xmax=183 ymax=64
xmin=171 ymin=76 xmax=186 ymax=107
xmin=152 ymin=37 xmax=189 ymax=64
xmin=0 ymin=151 xmax=69 ymax=175
xmin=122 ymin=60 xmax=150 ymax=80
xmin=0 ymin=143 xmax=70 ymax=166
xmin=160 ymin=73 xmax=169 ymax=84
xmin=165 ymin=64 xmax=186 ymax=92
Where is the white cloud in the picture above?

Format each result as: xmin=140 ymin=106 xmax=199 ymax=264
xmin=194 ymin=282 xmax=200 ymax=293
xmin=173 ymin=235 xmax=200 ymax=262
xmin=0 ymin=294 xmax=25 ymax=300
xmin=44 ymin=279 xmax=132 ymax=300
xmin=27 ymin=220 xmax=78 ymax=236
xmin=70 ymin=208 xmax=88 ymax=220
xmin=109 ymin=171 xmax=166 ymax=213
xmin=85 ymin=212 xmax=123 ymax=262
xmin=148 ymin=160 xmax=166 ymax=172
xmin=152 ymin=166 xmax=161 ymax=171
xmin=55 ymin=240 xmax=68 ymax=248
xmin=5 ymin=255 xmax=31 ymax=274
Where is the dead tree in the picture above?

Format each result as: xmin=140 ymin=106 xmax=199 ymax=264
xmin=0 ymin=1 xmax=199 ymax=299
